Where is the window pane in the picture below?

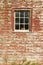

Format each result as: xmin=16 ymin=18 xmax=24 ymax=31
xmin=25 ymin=18 xmax=29 ymax=23
xmin=25 ymin=24 xmax=29 ymax=30
xmin=15 ymin=12 xmax=19 ymax=17
xmin=15 ymin=24 xmax=19 ymax=29
xmin=20 ymin=18 xmax=24 ymax=23
xmin=25 ymin=11 xmax=30 ymax=17
xmin=20 ymin=24 xmax=25 ymax=30
xmin=15 ymin=18 xmax=19 ymax=23
xmin=20 ymin=11 xmax=24 ymax=17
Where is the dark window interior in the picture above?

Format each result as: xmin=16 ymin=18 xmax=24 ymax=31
xmin=15 ymin=10 xmax=30 ymax=30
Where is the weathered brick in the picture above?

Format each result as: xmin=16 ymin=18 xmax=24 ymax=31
xmin=0 ymin=0 xmax=43 ymax=65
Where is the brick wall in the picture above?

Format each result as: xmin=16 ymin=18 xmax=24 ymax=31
xmin=0 ymin=0 xmax=43 ymax=65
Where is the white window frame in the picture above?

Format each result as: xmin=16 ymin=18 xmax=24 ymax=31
xmin=14 ymin=9 xmax=31 ymax=32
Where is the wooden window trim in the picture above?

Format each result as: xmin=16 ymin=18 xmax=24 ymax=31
xmin=11 ymin=8 xmax=32 ymax=32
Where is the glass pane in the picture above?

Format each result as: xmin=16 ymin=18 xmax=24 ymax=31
xmin=15 ymin=24 xmax=19 ymax=30
xmin=20 ymin=11 xmax=24 ymax=17
xmin=20 ymin=24 xmax=25 ymax=30
xmin=15 ymin=18 xmax=19 ymax=23
xmin=20 ymin=18 xmax=24 ymax=23
xmin=15 ymin=12 xmax=19 ymax=17
xmin=25 ymin=24 xmax=29 ymax=30
xmin=25 ymin=18 xmax=29 ymax=23
xmin=25 ymin=11 xmax=30 ymax=17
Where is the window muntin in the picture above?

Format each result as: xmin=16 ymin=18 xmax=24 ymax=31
xmin=14 ymin=10 xmax=31 ymax=32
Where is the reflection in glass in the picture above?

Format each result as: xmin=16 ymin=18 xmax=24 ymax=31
xmin=20 ymin=18 xmax=24 ymax=23
xmin=15 ymin=12 xmax=19 ymax=17
xmin=15 ymin=24 xmax=19 ymax=29
xmin=25 ymin=24 xmax=29 ymax=30
xmin=20 ymin=11 xmax=24 ymax=17
xmin=15 ymin=18 xmax=19 ymax=23
xmin=25 ymin=11 xmax=30 ymax=17
xmin=25 ymin=18 xmax=29 ymax=23
xmin=20 ymin=24 xmax=24 ymax=30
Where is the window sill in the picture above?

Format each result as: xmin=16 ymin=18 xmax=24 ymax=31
xmin=14 ymin=30 xmax=29 ymax=32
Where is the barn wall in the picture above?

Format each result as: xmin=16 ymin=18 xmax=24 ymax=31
xmin=0 ymin=0 xmax=43 ymax=65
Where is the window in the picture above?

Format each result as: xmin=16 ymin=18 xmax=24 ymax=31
xmin=14 ymin=9 xmax=31 ymax=32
